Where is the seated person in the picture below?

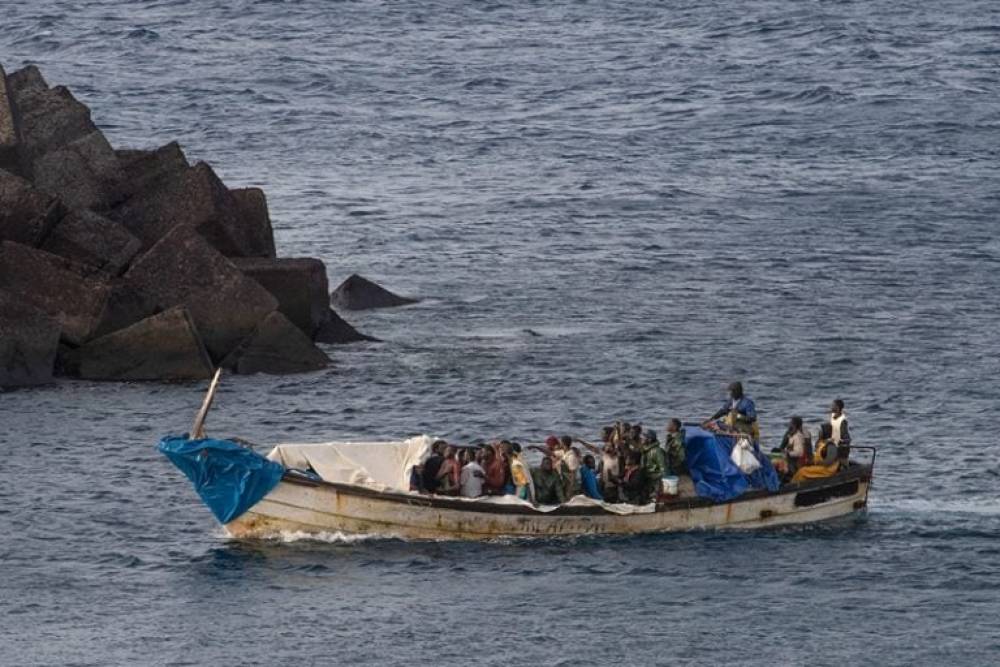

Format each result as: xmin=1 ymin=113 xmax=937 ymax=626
xmin=775 ymin=416 xmax=812 ymax=479
xmin=531 ymin=456 xmax=566 ymax=505
xmin=791 ymin=424 xmax=840 ymax=483
xmin=580 ymin=455 xmax=603 ymax=501
xmin=435 ymin=445 xmax=461 ymax=496
xmin=620 ymin=451 xmax=648 ymax=504
xmin=421 ymin=440 xmax=447 ymax=493
xmin=664 ymin=418 xmax=687 ymax=476
xmin=409 ymin=463 xmax=425 ymax=493
xmin=459 ymin=451 xmax=486 ymax=498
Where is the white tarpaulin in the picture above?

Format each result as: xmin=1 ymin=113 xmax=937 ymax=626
xmin=266 ymin=436 xmax=653 ymax=515
xmin=267 ymin=436 xmax=433 ymax=492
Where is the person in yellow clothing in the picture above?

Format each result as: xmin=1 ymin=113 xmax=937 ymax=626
xmin=508 ymin=442 xmax=535 ymax=503
xmin=791 ymin=423 xmax=840 ymax=483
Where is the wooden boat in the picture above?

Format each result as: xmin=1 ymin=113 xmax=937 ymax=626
xmin=163 ymin=371 xmax=876 ymax=541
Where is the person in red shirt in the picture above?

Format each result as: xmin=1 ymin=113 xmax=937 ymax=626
xmin=481 ymin=445 xmax=508 ymax=495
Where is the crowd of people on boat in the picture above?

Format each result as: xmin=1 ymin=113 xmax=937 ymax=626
xmin=408 ymin=381 xmax=855 ymax=506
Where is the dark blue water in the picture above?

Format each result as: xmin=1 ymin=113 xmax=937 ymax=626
xmin=3 ymin=1 xmax=1000 ymax=664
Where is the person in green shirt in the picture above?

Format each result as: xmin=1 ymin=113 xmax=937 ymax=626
xmin=640 ymin=430 xmax=666 ymax=502
xmin=532 ymin=456 xmax=566 ymax=505
xmin=665 ymin=418 xmax=687 ymax=476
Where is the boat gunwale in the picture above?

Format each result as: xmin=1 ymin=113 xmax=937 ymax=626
xmin=278 ymin=463 xmax=873 ymax=517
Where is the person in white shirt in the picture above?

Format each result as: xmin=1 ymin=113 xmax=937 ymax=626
xmin=459 ymin=451 xmax=486 ymax=498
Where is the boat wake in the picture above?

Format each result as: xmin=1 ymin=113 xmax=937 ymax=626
xmin=872 ymin=497 xmax=1000 ymax=516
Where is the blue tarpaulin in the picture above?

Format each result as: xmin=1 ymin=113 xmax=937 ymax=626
xmin=159 ymin=435 xmax=285 ymax=523
xmin=683 ymin=426 xmax=781 ymax=502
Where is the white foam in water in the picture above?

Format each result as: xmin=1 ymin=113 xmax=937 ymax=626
xmin=274 ymin=530 xmax=382 ymax=544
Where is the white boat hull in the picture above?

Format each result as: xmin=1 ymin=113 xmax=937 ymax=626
xmin=225 ymin=469 xmax=872 ymax=540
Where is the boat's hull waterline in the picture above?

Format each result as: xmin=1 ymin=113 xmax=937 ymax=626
xmin=224 ymin=467 xmax=872 ymax=540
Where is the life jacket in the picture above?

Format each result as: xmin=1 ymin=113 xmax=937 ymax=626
xmin=830 ymin=412 xmax=847 ymax=445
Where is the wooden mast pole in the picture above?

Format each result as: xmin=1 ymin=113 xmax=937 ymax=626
xmin=191 ymin=367 xmax=222 ymax=440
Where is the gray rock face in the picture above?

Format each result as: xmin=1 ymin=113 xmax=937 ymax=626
xmin=115 ymin=142 xmax=189 ymax=199
xmin=0 ymin=168 xmax=63 ymax=246
xmin=331 ymin=274 xmax=419 ymax=311
xmin=0 ymin=290 xmax=60 ymax=387
xmin=231 ymin=257 xmax=329 ymax=338
xmin=0 ymin=241 xmax=110 ymax=345
xmin=6 ymin=70 xmax=124 ymax=210
xmin=0 ymin=65 xmax=23 ymax=176
xmin=111 ymin=162 xmax=275 ymax=257
xmin=123 ymin=224 xmax=277 ymax=360
xmin=222 ymin=311 xmax=329 ymax=375
xmin=230 ymin=187 xmax=276 ymax=259
xmin=75 ymin=306 xmax=214 ymax=381
xmin=314 ymin=308 xmax=378 ymax=344
xmin=41 ymin=209 xmax=141 ymax=276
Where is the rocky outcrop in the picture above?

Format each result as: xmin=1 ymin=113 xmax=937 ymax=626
xmin=74 ymin=306 xmax=214 ymax=381
xmin=41 ymin=209 xmax=141 ymax=276
xmin=0 ymin=168 xmax=63 ymax=246
xmin=222 ymin=311 xmax=329 ymax=375
xmin=330 ymin=273 xmax=419 ymax=310
xmin=123 ymin=224 xmax=279 ymax=360
xmin=0 ymin=241 xmax=111 ymax=344
xmin=315 ymin=309 xmax=378 ymax=344
xmin=0 ymin=63 xmax=373 ymax=386
xmin=0 ymin=290 xmax=61 ymax=387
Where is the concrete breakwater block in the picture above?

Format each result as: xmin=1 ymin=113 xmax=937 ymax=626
xmin=0 ymin=61 xmax=404 ymax=381
xmin=0 ymin=168 xmax=63 ymax=246
xmin=0 ymin=290 xmax=61 ymax=387
xmin=111 ymin=161 xmax=276 ymax=258
xmin=222 ymin=311 xmax=330 ymax=375
xmin=330 ymin=273 xmax=419 ymax=311
xmin=41 ymin=208 xmax=141 ymax=276
xmin=6 ymin=67 xmax=124 ymax=210
xmin=0 ymin=241 xmax=111 ymax=345
xmin=74 ymin=306 xmax=214 ymax=381
xmin=123 ymin=224 xmax=278 ymax=360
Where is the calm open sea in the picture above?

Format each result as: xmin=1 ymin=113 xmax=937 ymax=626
xmin=3 ymin=1 xmax=1000 ymax=665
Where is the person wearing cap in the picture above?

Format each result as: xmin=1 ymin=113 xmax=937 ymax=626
xmin=775 ymin=416 xmax=812 ymax=479
xmin=707 ymin=381 xmax=759 ymax=440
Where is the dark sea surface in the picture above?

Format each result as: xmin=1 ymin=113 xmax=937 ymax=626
xmin=3 ymin=1 xmax=1000 ymax=665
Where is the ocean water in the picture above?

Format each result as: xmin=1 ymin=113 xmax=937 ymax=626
xmin=3 ymin=0 xmax=1000 ymax=665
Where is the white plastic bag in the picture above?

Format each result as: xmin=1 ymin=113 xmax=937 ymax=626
xmin=731 ymin=436 xmax=761 ymax=475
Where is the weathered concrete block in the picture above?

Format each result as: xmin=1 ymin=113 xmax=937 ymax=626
xmin=5 ymin=65 xmax=48 ymax=98
xmin=222 ymin=311 xmax=329 ymax=375
xmin=90 ymin=274 xmax=159 ymax=339
xmin=116 ymin=142 xmax=189 ymax=199
xmin=0 ymin=64 xmax=23 ymax=176
xmin=12 ymin=84 xmax=94 ymax=162
xmin=0 ymin=241 xmax=110 ymax=344
xmin=315 ymin=308 xmax=378 ymax=344
xmin=230 ymin=187 xmax=276 ymax=259
xmin=7 ymin=75 xmax=124 ymax=209
xmin=32 ymin=130 xmax=125 ymax=210
xmin=231 ymin=257 xmax=328 ymax=337
xmin=331 ymin=273 xmax=419 ymax=310
xmin=123 ymin=224 xmax=277 ymax=360
xmin=42 ymin=209 xmax=141 ymax=276
xmin=0 ymin=168 xmax=63 ymax=246
xmin=0 ymin=289 xmax=60 ymax=387
xmin=75 ymin=306 xmax=214 ymax=381
xmin=111 ymin=162 xmax=272 ymax=256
